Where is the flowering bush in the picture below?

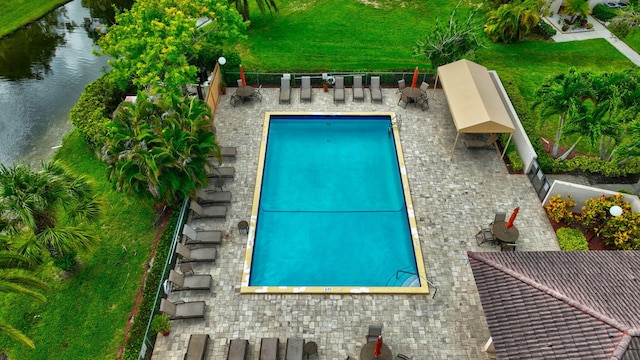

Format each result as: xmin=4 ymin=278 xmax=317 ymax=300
xmin=580 ymin=194 xmax=640 ymax=250
xmin=545 ymin=194 xmax=577 ymax=224
xmin=556 ymin=227 xmax=588 ymax=251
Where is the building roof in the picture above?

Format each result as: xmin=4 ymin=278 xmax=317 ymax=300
xmin=467 ymin=251 xmax=640 ymax=360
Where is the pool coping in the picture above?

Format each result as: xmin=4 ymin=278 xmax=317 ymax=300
xmin=240 ymin=111 xmax=429 ymax=294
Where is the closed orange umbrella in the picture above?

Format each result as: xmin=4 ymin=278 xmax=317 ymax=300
xmin=506 ymin=207 xmax=520 ymax=229
xmin=239 ymin=64 xmax=246 ymax=86
xmin=411 ymin=66 xmax=419 ymax=88
xmin=374 ymin=336 xmax=382 ymax=357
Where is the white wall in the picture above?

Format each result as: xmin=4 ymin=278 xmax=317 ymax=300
xmin=543 ymin=180 xmax=640 ymax=213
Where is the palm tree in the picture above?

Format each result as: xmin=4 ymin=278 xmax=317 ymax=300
xmin=532 ymin=68 xmax=592 ymax=158
xmin=562 ymin=0 xmax=589 ymax=24
xmin=559 ymin=99 xmax=616 ymax=160
xmin=485 ymin=0 xmax=540 ymax=43
xmin=230 ymin=0 xmax=278 ymax=22
xmin=0 ymin=251 xmax=47 ymax=349
xmin=0 ymin=161 xmax=101 ymax=265
xmin=102 ymin=92 xmax=219 ymax=206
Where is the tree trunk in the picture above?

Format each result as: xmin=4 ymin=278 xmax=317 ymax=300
xmin=552 ymin=113 xmax=567 ymax=158
xmin=557 ymin=137 xmax=581 ymax=160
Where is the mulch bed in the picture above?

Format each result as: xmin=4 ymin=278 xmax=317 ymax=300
xmin=547 ymin=217 xmax=612 ymax=250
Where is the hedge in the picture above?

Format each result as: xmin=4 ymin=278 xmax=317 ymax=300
xmin=556 ymin=227 xmax=589 ymax=251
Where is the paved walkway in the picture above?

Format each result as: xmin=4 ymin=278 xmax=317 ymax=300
xmin=545 ymin=15 xmax=640 ymax=66
xmin=150 ymin=88 xmax=559 ymax=360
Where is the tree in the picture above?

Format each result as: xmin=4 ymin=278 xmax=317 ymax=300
xmin=414 ymin=7 xmax=483 ymax=71
xmin=102 ymin=93 xmax=219 ymax=206
xmin=484 ymin=0 xmax=541 ymax=43
xmin=0 ymin=162 xmax=101 ymax=265
xmin=532 ymin=68 xmax=592 ymax=158
xmin=563 ymin=0 xmax=590 ymax=24
xmin=608 ymin=10 xmax=640 ymax=38
xmin=559 ymin=99 xmax=616 ymax=160
xmin=230 ymin=0 xmax=278 ymax=22
xmin=97 ymin=0 xmax=245 ymax=96
xmin=0 ymin=252 xmax=48 ymax=349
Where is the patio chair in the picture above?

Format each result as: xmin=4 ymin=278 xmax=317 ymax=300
xmin=230 ymin=94 xmax=242 ymax=107
xmin=252 ymin=84 xmax=263 ymax=102
xmin=475 ymin=227 xmax=497 ymax=246
xmin=176 ymin=242 xmax=217 ymax=262
xmin=190 ymin=201 xmax=227 ymax=220
xmin=168 ymin=270 xmax=212 ymax=291
xmin=395 ymin=354 xmax=412 ymax=360
xmin=419 ymin=81 xmax=429 ymax=94
xmin=159 ymin=298 xmax=206 ymax=320
xmin=300 ymin=76 xmax=312 ymax=102
xmin=334 ymin=76 xmax=345 ymax=104
xmin=182 ymin=224 xmax=222 ymax=245
xmin=285 ymin=338 xmax=305 ymax=360
xmin=206 ymin=164 xmax=235 ymax=179
xmin=397 ymin=94 xmax=409 ymax=109
xmin=366 ymin=325 xmax=383 ymax=342
xmin=280 ymin=77 xmax=291 ymax=104
xmin=227 ymin=339 xmax=249 ymax=360
xmin=416 ymin=94 xmax=429 ymax=111
xmin=185 ymin=334 xmax=210 ymax=360
xmin=221 ymin=146 xmax=237 ymax=159
xmin=396 ymin=79 xmax=406 ymax=94
xmin=237 ymin=79 xmax=243 ymax=87
xmin=491 ymin=212 xmax=506 ymax=225
xmin=259 ymin=338 xmax=280 ymax=360
xmin=353 ymin=75 xmax=365 ymax=101
xmin=501 ymin=242 xmax=517 ymax=251
xmin=196 ymin=189 xmax=232 ymax=205
xmin=370 ymin=76 xmax=382 ymax=103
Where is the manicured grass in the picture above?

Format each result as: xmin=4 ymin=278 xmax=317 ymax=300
xmin=0 ymin=131 xmax=157 ymax=359
xmin=625 ymin=28 xmax=640 ymax=55
xmin=0 ymin=0 xmax=69 ymax=38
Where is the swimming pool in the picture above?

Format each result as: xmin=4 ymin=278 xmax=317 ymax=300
xmin=241 ymin=112 xmax=428 ymax=294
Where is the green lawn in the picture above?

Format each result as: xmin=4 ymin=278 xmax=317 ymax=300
xmin=625 ymin=28 xmax=640 ymax=55
xmin=0 ymin=0 xmax=69 ymax=38
xmin=0 ymin=132 xmax=157 ymax=359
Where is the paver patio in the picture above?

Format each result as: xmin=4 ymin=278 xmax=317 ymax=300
xmin=151 ymin=86 xmax=559 ymax=360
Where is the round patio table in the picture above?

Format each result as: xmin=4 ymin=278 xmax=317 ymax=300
xmin=492 ymin=221 xmax=519 ymax=243
xmin=360 ymin=341 xmax=392 ymax=360
xmin=236 ymin=86 xmax=255 ymax=101
xmin=401 ymin=87 xmax=423 ymax=101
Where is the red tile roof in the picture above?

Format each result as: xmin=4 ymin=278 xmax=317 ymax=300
xmin=467 ymin=251 xmax=640 ymax=360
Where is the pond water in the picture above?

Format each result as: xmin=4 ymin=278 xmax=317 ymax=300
xmin=0 ymin=0 xmax=132 ymax=166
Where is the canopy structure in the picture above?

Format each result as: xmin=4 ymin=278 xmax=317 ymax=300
xmin=433 ymin=59 xmax=515 ymax=159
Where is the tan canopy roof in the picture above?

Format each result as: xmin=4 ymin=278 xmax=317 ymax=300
xmin=436 ymin=59 xmax=515 ymax=134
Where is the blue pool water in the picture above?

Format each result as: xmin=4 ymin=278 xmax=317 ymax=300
xmin=250 ymin=115 xmax=418 ymax=287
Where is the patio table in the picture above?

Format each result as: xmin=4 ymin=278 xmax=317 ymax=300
xmin=236 ymin=86 xmax=255 ymax=102
xmin=401 ymin=87 xmax=423 ymax=104
xmin=492 ymin=221 xmax=519 ymax=244
xmin=360 ymin=341 xmax=392 ymax=360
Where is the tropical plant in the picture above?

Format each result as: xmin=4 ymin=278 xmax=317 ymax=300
xmin=545 ymin=194 xmax=576 ymax=223
xmin=102 ymin=92 xmax=219 ymax=206
xmin=556 ymin=227 xmax=588 ymax=250
xmin=608 ymin=9 xmax=640 ymax=39
xmin=559 ymin=98 xmax=616 ymax=160
xmin=414 ymin=7 xmax=483 ymax=71
xmin=485 ymin=0 xmax=541 ymax=43
xmin=563 ymin=0 xmax=590 ymax=24
xmin=532 ymin=68 xmax=592 ymax=158
xmin=580 ymin=194 xmax=640 ymax=250
xmin=97 ymin=0 xmax=246 ymax=96
xmin=0 ymin=161 xmax=101 ymax=266
xmin=151 ymin=313 xmax=171 ymax=334
xmin=0 ymin=251 xmax=48 ymax=349
xmin=230 ymin=0 xmax=278 ymax=21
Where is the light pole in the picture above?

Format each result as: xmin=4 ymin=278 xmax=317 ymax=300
xmin=609 ymin=205 xmax=623 ymax=217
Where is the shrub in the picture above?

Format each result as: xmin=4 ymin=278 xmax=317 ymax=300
xmin=69 ymin=74 xmax=127 ymax=150
xmin=533 ymin=20 xmax=557 ymax=39
xmin=506 ymin=149 xmax=524 ymax=172
xmin=581 ymin=194 xmax=640 ymax=250
xmin=551 ymin=156 xmax=640 ymax=178
xmin=592 ymin=4 xmax=618 ymax=22
xmin=556 ymin=227 xmax=588 ymax=250
xmin=52 ymin=250 xmax=77 ymax=272
xmin=545 ymin=194 xmax=577 ymax=223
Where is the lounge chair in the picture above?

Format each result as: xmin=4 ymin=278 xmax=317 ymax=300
xmin=176 ymin=242 xmax=217 ymax=262
xmin=190 ymin=201 xmax=227 ymax=220
xmin=285 ymin=338 xmax=304 ymax=360
xmin=463 ymin=133 xmax=498 ymax=149
xmin=196 ymin=189 xmax=232 ymax=205
xmin=221 ymin=147 xmax=237 ymax=159
xmin=353 ymin=75 xmax=364 ymax=101
xmin=185 ymin=334 xmax=210 ymax=360
xmin=168 ymin=270 xmax=212 ymax=291
xmin=366 ymin=325 xmax=383 ymax=342
xmin=334 ymin=76 xmax=345 ymax=104
xmin=227 ymin=339 xmax=249 ymax=360
xmin=182 ymin=224 xmax=222 ymax=245
xmin=280 ymin=77 xmax=291 ymax=104
xmin=206 ymin=165 xmax=235 ymax=179
xmin=370 ymin=76 xmax=382 ymax=103
xmin=300 ymin=76 xmax=312 ymax=102
xmin=159 ymin=298 xmax=206 ymax=320
xmin=260 ymin=338 xmax=280 ymax=360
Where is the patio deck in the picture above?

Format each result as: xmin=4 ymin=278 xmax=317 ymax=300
xmin=151 ymin=87 xmax=559 ymax=360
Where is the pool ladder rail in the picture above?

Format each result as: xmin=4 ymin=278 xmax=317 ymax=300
xmin=390 ymin=269 xmax=438 ymax=299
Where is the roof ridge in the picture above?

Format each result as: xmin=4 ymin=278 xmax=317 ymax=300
xmin=610 ymin=334 xmax=632 ymax=360
xmin=467 ymin=252 xmax=634 ymax=335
